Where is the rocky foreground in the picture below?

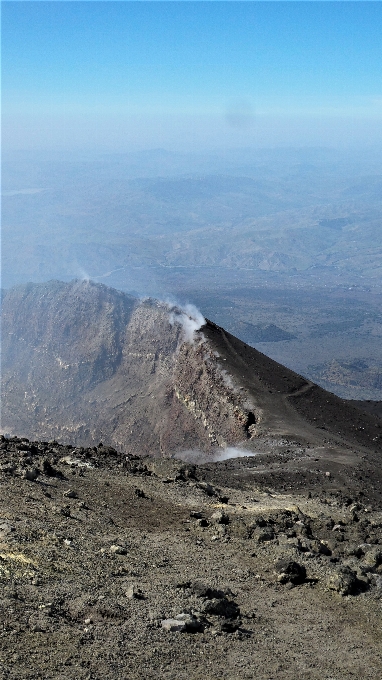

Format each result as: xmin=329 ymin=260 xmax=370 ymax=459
xmin=1 ymin=436 xmax=382 ymax=679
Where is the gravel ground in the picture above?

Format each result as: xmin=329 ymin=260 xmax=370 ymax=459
xmin=1 ymin=436 xmax=382 ymax=679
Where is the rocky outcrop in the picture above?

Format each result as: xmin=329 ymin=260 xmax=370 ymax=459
xmin=1 ymin=279 xmax=381 ymax=457
xmin=1 ymin=281 xmax=260 ymax=455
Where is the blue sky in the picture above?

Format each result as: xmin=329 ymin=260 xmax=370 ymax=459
xmin=3 ymin=1 xmax=382 ymax=151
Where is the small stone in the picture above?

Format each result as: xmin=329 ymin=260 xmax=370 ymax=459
xmin=255 ymin=529 xmax=275 ymax=543
xmin=110 ymin=545 xmax=127 ymax=555
xmin=196 ymin=518 xmax=209 ymax=527
xmin=210 ymin=510 xmax=229 ymax=525
xmin=230 ymin=518 xmax=251 ymax=539
xmin=190 ymin=511 xmax=203 ymax=519
xmin=0 ymin=521 xmax=15 ymax=536
xmin=191 ymin=582 xmax=225 ymax=599
xmin=22 ymin=468 xmax=39 ymax=482
xmin=325 ymin=471 xmax=331 ymax=477
xmin=174 ymin=613 xmax=203 ymax=632
xmin=317 ymin=541 xmax=332 ymax=556
xmin=30 ymin=624 xmax=45 ymax=633
xmin=197 ymin=482 xmax=215 ymax=496
xmin=125 ymin=585 xmax=144 ymax=600
xmin=63 ymin=489 xmax=78 ymax=499
xmin=161 ymin=618 xmax=187 ymax=632
xmin=218 ymin=618 xmax=242 ymax=634
xmin=275 ymin=559 xmax=306 ymax=585
xmin=0 ymin=464 xmax=16 ymax=474
xmin=42 ymin=459 xmax=57 ymax=477
xmin=201 ymin=597 xmax=240 ymax=618
xmin=84 ymin=618 xmax=92 ymax=625
xmin=327 ymin=566 xmax=358 ymax=596
xmin=363 ymin=547 xmax=382 ymax=570
xmin=372 ymin=575 xmax=382 ymax=590
xmin=134 ymin=488 xmax=146 ymax=498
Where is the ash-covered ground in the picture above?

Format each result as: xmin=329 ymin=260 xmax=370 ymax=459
xmin=1 ymin=436 xmax=382 ymax=679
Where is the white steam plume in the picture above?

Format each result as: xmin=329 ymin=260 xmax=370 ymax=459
xmin=169 ymin=302 xmax=206 ymax=344
xmin=175 ymin=447 xmax=258 ymax=464
xmin=77 ymin=266 xmax=91 ymax=283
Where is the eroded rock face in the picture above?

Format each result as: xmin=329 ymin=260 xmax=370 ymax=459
xmin=1 ymin=280 xmax=258 ymax=456
xmin=2 ymin=279 xmax=381 ymax=459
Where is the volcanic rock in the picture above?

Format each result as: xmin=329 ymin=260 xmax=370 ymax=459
xmin=201 ymin=597 xmax=240 ymax=619
xmin=274 ymin=559 xmax=307 ymax=585
xmin=327 ymin=566 xmax=359 ymax=595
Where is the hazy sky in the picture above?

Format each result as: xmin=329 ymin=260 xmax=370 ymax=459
xmin=3 ymin=1 xmax=382 ymax=151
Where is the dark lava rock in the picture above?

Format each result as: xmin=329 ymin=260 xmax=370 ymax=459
xmin=195 ymin=518 xmax=209 ymax=528
xmin=22 ymin=468 xmax=39 ymax=482
xmin=134 ymin=488 xmax=146 ymax=498
xmin=327 ymin=566 xmax=359 ymax=595
xmin=275 ymin=559 xmax=306 ymax=585
xmin=42 ymin=459 xmax=59 ymax=477
xmin=191 ymin=582 xmax=225 ymax=599
xmin=201 ymin=597 xmax=240 ymax=618
xmin=218 ymin=618 xmax=242 ymax=633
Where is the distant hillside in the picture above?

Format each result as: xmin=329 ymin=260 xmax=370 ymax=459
xmin=349 ymin=400 xmax=382 ymax=419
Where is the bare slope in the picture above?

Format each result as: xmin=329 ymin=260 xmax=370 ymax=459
xmin=1 ymin=280 xmax=381 ymax=462
xmin=203 ymin=320 xmax=382 ymax=451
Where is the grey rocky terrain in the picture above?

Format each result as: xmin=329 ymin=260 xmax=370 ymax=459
xmin=1 ymin=435 xmax=382 ymax=679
